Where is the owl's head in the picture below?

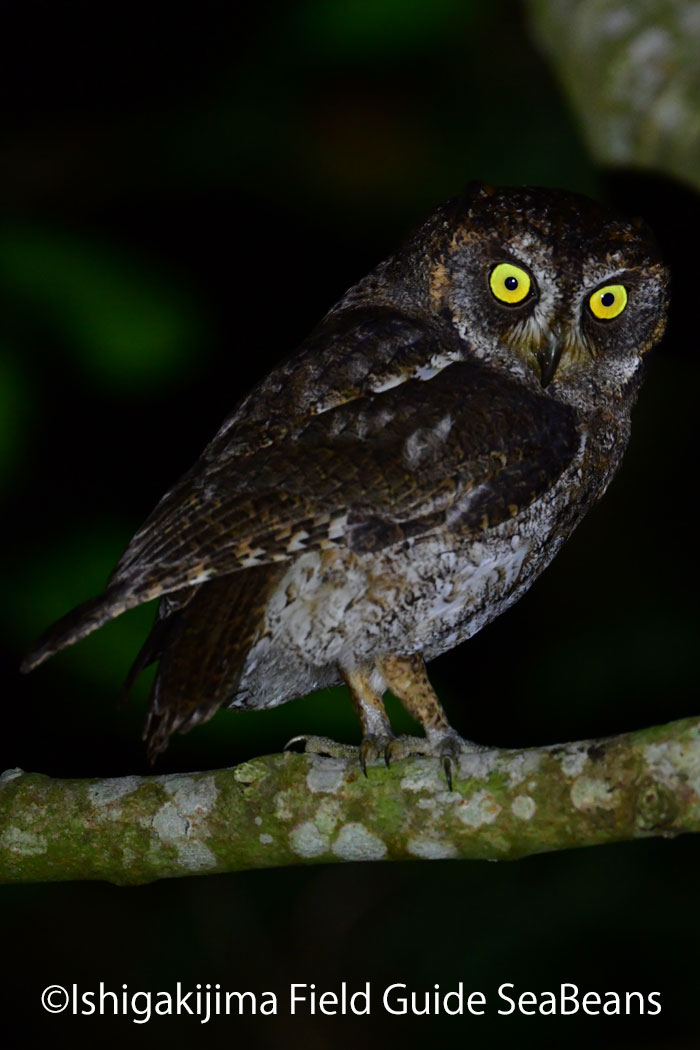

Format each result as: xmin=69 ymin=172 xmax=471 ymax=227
xmin=412 ymin=184 xmax=669 ymax=405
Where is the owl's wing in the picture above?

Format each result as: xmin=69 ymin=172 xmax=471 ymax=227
xmin=21 ymin=328 xmax=579 ymax=672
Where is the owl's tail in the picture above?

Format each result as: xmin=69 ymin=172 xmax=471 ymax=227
xmin=140 ymin=564 xmax=285 ymax=762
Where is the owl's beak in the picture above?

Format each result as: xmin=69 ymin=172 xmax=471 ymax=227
xmin=537 ymin=334 xmax=564 ymax=388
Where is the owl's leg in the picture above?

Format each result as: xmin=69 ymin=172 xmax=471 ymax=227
xmin=286 ymin=656 xmax=483 ymax=787
xmin=287 ymin=665 xmax=395 ymax=776
xmin=342 ymin=665 xmax=396 ymax=776
xmin=377 ymin=653 xmax=484 ymax=789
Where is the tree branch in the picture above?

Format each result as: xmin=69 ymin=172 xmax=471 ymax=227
xmin=526 ymin=0 xmax=700 ymax=192
xmin=2 ymin=715 xmax=699 ymax=885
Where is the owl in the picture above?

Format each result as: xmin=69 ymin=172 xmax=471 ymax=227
xmin=22 ymin=183 xmax=669 ymax=786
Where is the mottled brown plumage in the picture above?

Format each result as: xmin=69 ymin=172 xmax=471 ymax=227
xmin=22 ymin=184 xmax=669 ymax=781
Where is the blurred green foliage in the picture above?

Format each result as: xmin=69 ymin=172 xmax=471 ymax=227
xmin=299 ymin=0 xmax=480 ymax=56
xmin=0 ymin=229 xmax=202 ymax=389
xmin=0 ymin=350 xmax=26 ymax=485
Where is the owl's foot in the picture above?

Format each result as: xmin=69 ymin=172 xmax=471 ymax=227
xmin=284 ymin=732 xmax=395 ymax=776
xmin=386 ymin=729 xmax=486 ymax=790
xmin=374 ymin=653 xmax=488 ymax=788
xmin=284 ymin=730 xmax=484 ymax=788
xmin=288 ymin=656 xmax=486 ymax=788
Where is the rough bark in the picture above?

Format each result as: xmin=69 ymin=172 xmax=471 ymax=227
xmin=1 ymin=715 xmax=699 ymax=885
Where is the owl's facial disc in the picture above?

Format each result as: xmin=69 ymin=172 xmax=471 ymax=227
xmin=426 ymin=185 xmax=669 ymax=401
xmin=489 ymin=260 xmax=636 ymax=388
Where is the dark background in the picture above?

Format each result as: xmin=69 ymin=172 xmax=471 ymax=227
xmin=2 ymin=1 xmax=699 ymax=1046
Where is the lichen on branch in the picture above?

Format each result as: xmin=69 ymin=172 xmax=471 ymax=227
xmin=2 ymin=715 xmax=699 ymax=886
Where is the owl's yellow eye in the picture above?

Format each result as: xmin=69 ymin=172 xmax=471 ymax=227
xmin=589 ymin=284 xmax=628 ymax=320
xmin=489 ymin=262 xmax=531 ymax=304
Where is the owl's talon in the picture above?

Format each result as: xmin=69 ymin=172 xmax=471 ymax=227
xmin=359 ymin=732 xmax=396 ymax=775
xmin=434 ymin=730 xmax=489 ymax=789
xmin=442 ymin=755 xmax=454 ymax=792
xmin=358 ymin=738 xmax=369 ymax=777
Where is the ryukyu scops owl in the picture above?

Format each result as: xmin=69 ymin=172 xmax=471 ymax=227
xmin=22 ymin=184 xmax=669 ymax=786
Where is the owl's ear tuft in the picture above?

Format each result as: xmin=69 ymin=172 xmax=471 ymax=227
xmin=461 ymin=180 xmax=495 ymax=201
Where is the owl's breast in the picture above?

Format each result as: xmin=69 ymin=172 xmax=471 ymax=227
xmin=234 ymin=517 xmax=547 ymax=710
xmin=231 ymin=409 xmax=628 ymax=710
